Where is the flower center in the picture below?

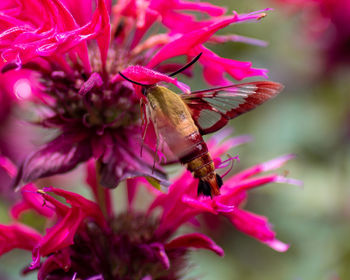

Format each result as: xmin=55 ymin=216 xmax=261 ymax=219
xmin=44 ymin=213 xmax=187 ymax=280
xmin=40 ymin=46 xmax=141 ymax=135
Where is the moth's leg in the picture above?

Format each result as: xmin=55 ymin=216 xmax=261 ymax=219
xmin=152 ymin=135 xmax=159 ymax=174
xmin=150 ymin=114 xmax=162 ymax=173
xmin=159 ymin=138 xmax=165 ymax=164
xmin=141 ymin=103 xmax=162 ymax=172
xmin=140 ymin=101 xmax=149 ymax=157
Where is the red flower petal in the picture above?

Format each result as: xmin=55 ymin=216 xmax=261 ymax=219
xmin=0 ymin=223 xmax=41 ymax=255
xmin=116 ymin=65 xmax=190 ymax=93
xmin=166 ymin=233 xmax=224 ymax=256
xmin=0 ymin=0 xmax=110 ymax=72
xmin=0 ymin=155 xmax=17 ymax=178
xmin=225 ymin=208 xmax=289 ymax=252
xmin=11 ymin=184 xmax=55 ymax=219
xmin=199 ymin=46 xmax=268 ymax=84
xmin=230 ymin=154 xmax=296 ymax=182
xmin=60 ymin=0 xmax=93 ymax=26
xmin=43 ymin=187 xmax=106 ymax=228
xmin=37 ymin=249 xmax=71 ymax=280
xmin=147 ymin=15 xmax=240 ymax=68
xmin=32 ymin=207 xmax=84 ymax=268
xmin=14 ymin=131 xmax=92 ymax=187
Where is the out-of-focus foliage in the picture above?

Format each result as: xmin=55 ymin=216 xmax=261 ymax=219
xmin=188 ymin=0 xmax=350 ymax=279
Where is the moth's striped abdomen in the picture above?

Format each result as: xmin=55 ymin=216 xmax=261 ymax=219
xmin=146 ymin=86 xmax=222 ymax=197
xmin=179 ymin=132 xmax=222 ymax=197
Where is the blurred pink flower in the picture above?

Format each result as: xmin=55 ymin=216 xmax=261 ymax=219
xmin=0 ymin=0 xmax=270 ymax=189
xmin=0 ymin=132 xmax=300 ymax=279
xmin=274 ymin=0 xmax=350 ymax=72
xmin=0 ymin=70 xmax=42 ymax=201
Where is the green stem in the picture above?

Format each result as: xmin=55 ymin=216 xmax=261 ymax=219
xmin=95 ymin=160 xmax=108 ymax=218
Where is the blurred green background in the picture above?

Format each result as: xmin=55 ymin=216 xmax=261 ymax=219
xmin=188 ymin=1 xmax=350 ymax=280
xmin=1 ymin=0 xmax=350 ymax=279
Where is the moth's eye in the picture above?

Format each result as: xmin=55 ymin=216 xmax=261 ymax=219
xmin=141 ymin=87 xmax=147 ymax=96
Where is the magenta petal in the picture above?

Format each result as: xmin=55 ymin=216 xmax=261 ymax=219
xmin=260 ymin=154 xmax=296 ymax=171
xmin=147 ymin=16 xmax=240 ymax=68
xmin=150 ymin=243 xmax=170 ymax=269
xmin=78 ymin=72 xmax=103 ymax=95
xmin=226 ymin=174 xmax=281 ymax=194
xmin=32 ymin=207 xmax=84 ymax=268
xmin=237 ymin=8 xmax=271 ymax=22
xmin=0 ymin=0 xmax=111 ymax=72
xmin=264 ymin=239 xmax=290 ymax=253
xmin=0 ymin=155 xmax=17 ymax=178
xmin=87 ymin=0 xmax=110 ymax=67
xmin=117 ymin=65 xmax=190 ymax=93
xmin=44 ymin=187 xmax=106 ymax=228
xmin=226 ymin=208 xmax=288 ymax=252
xmin=0 ymin=223 xmax=41 ymax=256
xmin=210 ymin=34 xmax=268 ymax=47
xmin=11 ymin=184 xmax=55 ymax=219
xmin=10 ymin=202 xmax=31 ymax=220
xmin=0 ymin=0 xmax=82 ymax=67
xmin=160 ymin=11 xmax=201 ymax=34
xmin=208 ymin=134 xmax=252 ymax=159
xmin=206 ymin=127 xmax=234 ymax=146
xmin=274 ymin=175 xmax=303 ymax=186
xmin=174 ymin=0 xmax=226 ymax=17
xmin=182 ymin=195 xmax=217 ymax=214
xmin=99 ymin=149 xmax=169 ymax=188
xmin=37 ymin=249 xmax=71 ymax=280
xmin=200 ymin=47 xmax=268 ymax=83
xmin=98 ymin=129 xmax=170 ymax=188
xmin=230 ymin=154 xmax=296 ymax=182
xmin=148 ymin=172 xmax=194 ymax=215
xmin=166 ymin=233 xmax=224 ymax=256
xmin=39 ymin=192 xmax=70 ymax=219
xmin=212 ymin=200 xmax=235 ymax=213
xmin=30 ymin=185 xmax=108 ymax=266
xmin=202 ymin=62 xmax=230 ymax=85
xmin=60 ymin=0 xmax=93 ymax=26
xmin=15 ymin=131 xmax=92 ymax=186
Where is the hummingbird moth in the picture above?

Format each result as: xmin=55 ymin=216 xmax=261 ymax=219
xmin=120 ymin=54 xmax=283 ymax=197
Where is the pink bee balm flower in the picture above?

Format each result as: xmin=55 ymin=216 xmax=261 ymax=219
xmin=0 ymin=132 xmax=300 ymax=279
xmin=0 ymin=0 xmax=270 ymax=189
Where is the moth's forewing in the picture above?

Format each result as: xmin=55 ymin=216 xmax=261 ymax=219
xmin=146 ymin=86 xmax=202 ymax=161
xmin=182 ymin=81 xmax=284 ymax=134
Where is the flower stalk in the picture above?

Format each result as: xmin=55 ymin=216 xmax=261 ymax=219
xmin=95 ymin=161 xmax=109 ymax=218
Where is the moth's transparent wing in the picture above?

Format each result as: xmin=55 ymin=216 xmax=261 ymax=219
xmin=181 ymin=81 xmax=284 ymax=134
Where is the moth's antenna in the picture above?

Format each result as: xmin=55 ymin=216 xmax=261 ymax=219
xmin=119 ymin=72 xmax=150 ymax=87
xmin=169 ymin=53 xmax=202 ymax=77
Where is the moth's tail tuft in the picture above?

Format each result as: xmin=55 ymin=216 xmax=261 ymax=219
xmin=197 ymin=173 xmax=223 ymax=198
xmin=216 ymin=173 xmax=223 ymax=188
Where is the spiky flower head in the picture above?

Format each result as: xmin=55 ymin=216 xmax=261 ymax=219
xmin=0 ymin=132 xmax=301 ymax=279
xmin=0 ymin=0 xmax=269 ymax=189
